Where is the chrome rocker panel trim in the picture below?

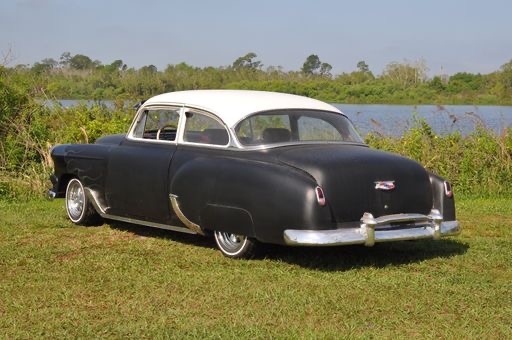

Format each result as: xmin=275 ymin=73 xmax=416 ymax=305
xmin=84 ymin=188 xmax=197 ymax=235
xmin=283 ymin=210 xmax=461 ymax=247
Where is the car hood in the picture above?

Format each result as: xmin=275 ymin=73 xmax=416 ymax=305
xmin=274 ymin=144 xmax=433 ymax=221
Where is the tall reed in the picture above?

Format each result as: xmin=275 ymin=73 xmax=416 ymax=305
xmin=1 ymin=102 xmax=510 ymax=200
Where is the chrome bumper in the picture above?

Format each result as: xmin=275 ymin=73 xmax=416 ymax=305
xmin=283 ymin=209 xmax=461 ymax=247
xmin=46 ymin=189 xmax=57 ymax=201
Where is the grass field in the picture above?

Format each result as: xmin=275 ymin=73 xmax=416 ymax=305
xmin=0 ymin=197 xmax=511 ymax=338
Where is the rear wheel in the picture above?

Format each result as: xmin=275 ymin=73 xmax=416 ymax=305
xmin=65 ymin=178 xmax=102 ymax=225
xmin=213 ymin=231 xmax=257 ymax=259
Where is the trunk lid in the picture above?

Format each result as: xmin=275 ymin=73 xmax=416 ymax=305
xmin=275 ymin=144 xmax=433 ymax=222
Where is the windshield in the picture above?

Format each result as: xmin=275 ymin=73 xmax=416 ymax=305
xmin=235 ymin=110 xmax=363 ymax=146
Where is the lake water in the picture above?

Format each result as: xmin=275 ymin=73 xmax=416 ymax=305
xmin=334 ymin=104 xmax=512 ymax=136
xmin=53 ymin=100 xmax=512 ymax=137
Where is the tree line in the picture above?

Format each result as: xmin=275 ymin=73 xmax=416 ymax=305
xmin=1 ymin=52 xmax=512 ymax=199
xmin=4 ymin=52 xmax=512 ymax=104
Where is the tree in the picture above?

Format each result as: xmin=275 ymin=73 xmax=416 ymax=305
xmin=357 ymin=60 xmax=369 ymax=73
xmin=382 ymin=59 xmax=428 ymax=87
xmin=319 ymin=62 xmax=332 ymax=77
xmin=301 ymin=54 xmax=321 ymax=75
xmin=104 ymin=59 xmax=126 ymax=72
xmin=428 ymin=76 xmax=446 ymax=91
xmin=110 ymin=60 xmax=124 ymax=70
xmin=447 ymin=72 xmax=482 ymax=92
xmin=500 ymin=59 xmax=512 ymax=90
xmin=69 ymin=54 xmax=95 ymax=70
xmin=140 ymin=65 xmax=157 ymax=75
xmin=32 ymin=58 xmax=58 ymax=74
xmin=232 ymin=52 xmax=262 ymax=70
xmin=59 ymin=52 xmax=71 ymax=67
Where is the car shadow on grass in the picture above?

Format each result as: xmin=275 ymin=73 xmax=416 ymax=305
xmin=259 ymin=239 xmax=469 ymax=271
xmin=106 ymin=220 xmax=216 ymax=249
xmin=107 ymin=220 xmax=468 ymax=271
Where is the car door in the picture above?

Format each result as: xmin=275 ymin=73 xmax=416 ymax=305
xmin=104 ymin=106 xmax=182 ymax=224
xmin=167 ymin=108 xmax=231 ymax=225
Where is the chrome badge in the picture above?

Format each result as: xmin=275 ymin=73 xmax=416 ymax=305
xmin=375 ymin=181 xmax=395 ymax=191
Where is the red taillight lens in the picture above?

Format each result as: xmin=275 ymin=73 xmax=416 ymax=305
xmin=444 ymin=181 xmax=453 ymax=197
xmin=315 ymin=186 xmax=326 ymax=206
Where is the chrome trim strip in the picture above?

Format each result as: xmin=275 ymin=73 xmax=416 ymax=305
xmin=85 ymin=188 xmax=107 ymax=214
xmin=127 ymin=104 xmax=366 ymax=151
xmin=283 ymin=211 xmax=461 ymax=247
xmin=169 ymin=194 xmax=205 ymax=235
xmin=126 ymin=137 xmax=179 ymax=146
xmin=373 ymin=213 xmax=430 ymax=224
xmin=178 ymin=107 xmax=232 ymax=147
xmin=232 ymin=140 xmax=368 ymax=151
xmin=230 ymin=108 xmax=346 ymax=130
xmin=84 ymin=188 xmax=196 ymax=235
xmin=126 ymin=105 xmax=184 ymax=144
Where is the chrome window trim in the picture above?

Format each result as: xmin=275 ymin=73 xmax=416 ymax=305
xmin=232 ymin=108 xmax=365 ymax=149
xmin=177 ymin=107 xmax=233 ymax=149
xmin=125 ymin=104 xmax=366 ymax=150
xmin=231 ymin=108 xmax=347 ymax=130
xmin=126 ymin=104 xmax=184 ymax=145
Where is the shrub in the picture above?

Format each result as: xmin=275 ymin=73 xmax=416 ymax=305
xmin=1 ymin=99 xmax=511 ymax=200
xmin=0 ymin=101 xmax=131 ymax=200
xmin=366 ymin=117 xmax=512 ymax=196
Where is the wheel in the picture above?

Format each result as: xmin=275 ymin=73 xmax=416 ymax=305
xmin=213 ymin=231 xmax=257 ymax=259
xmin=65 ymin=178 xmax=102 ymax=225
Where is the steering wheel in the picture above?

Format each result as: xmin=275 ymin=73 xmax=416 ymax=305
xmin=156 ymin=124 xmax=177 ymax=140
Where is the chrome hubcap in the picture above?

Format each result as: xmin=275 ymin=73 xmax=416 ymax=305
xmin=66 ymin=180 xmax=84 ymax=220
xmin=215 ymin=231 xmax=246 ymax=253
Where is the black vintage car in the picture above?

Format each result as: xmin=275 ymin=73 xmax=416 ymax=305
xmin=49 ymin=90 xmax=460 ymax=258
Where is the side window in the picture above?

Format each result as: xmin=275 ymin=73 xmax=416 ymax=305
xmin=132 ymin=108 xmax=180 ymax=141
xmin=237 ymin=114 xmax=291 ymax=145
xmin=183 ymin=111 xmax=229 ymax=146
xmin=297 ymin=116 xmax=342 ymax=141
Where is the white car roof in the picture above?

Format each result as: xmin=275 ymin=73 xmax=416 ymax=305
xmin=143 ymin=90 xmax=343 ymax=128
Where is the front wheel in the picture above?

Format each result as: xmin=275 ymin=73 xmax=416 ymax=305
xmin=65 ymin=178 xmax=102 ymax=226
xmin=213 ymin=231 xmax=257 ymax=259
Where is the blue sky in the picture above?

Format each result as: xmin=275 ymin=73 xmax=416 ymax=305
xmin=1 ymin=0 xmax=511 ymax=75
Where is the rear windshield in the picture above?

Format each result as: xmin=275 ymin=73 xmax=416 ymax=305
xmin=235 ymin=110 xmax=363 ymax=146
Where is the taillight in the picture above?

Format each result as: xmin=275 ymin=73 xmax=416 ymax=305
xmin=444 ymin=181 xmax=453 ymax=197
xmin=315 ymin=186 xmax=326 ymax=206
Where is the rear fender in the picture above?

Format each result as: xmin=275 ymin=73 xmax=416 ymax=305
xmin=212 ymin=157 xmax=333 ymax=244
xmin=429 ymin=172 xmax=456 ymax=221
xmin=200 ymin=204 xmax=255 ymax=237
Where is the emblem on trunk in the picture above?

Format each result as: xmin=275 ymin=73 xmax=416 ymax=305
xmin=375 ymin=181 xmax=395 ymax=191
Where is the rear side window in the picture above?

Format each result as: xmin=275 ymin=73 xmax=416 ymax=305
xmin=183 ymin=111 xmax=229 ymax=146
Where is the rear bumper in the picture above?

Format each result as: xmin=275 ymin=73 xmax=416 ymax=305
xmin=283 ymin=210 xmax=461 ymax=246
xmin=47 ymin=189 xmax=57 ymax=200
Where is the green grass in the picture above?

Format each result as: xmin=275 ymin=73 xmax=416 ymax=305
xmin=0 ymin=197 xmax=511 ymax=338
